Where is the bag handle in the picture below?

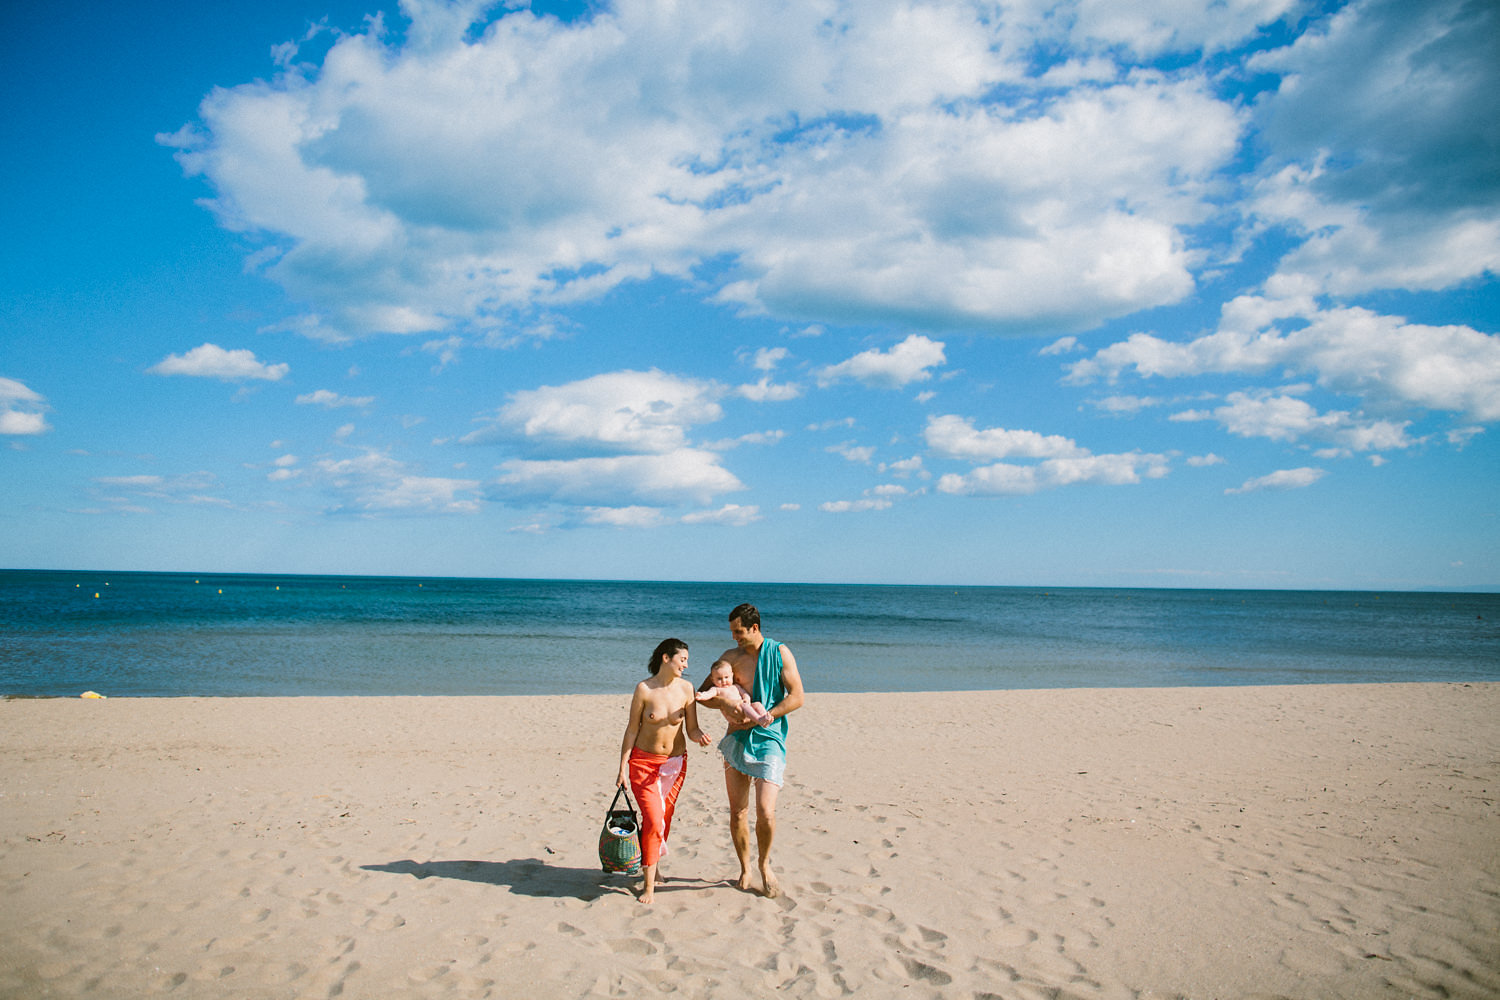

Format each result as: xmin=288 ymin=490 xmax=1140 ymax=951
xmin=609 ymin=784 xmax=637 ymax=817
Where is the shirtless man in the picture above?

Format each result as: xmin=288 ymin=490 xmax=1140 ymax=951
xmin=709 ymin=603 xmax=805 ymax=898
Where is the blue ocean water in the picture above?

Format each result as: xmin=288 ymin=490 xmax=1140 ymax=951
xmin=1 ymin=570 xmax=1496 ymax=697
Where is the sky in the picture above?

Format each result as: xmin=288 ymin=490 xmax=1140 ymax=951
xmin=2 ymin=0 xmax=1497 ymax=590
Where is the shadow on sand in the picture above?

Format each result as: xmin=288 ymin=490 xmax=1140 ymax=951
xmin=361 ymin=858 xmax=724 ymax=901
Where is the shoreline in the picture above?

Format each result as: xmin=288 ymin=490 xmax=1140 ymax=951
xmin=4 ymin=684 xmax=1497 ymax=997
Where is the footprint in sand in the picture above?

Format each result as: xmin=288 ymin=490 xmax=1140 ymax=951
xmin=362 ymin=911 xmax=406 ymax=931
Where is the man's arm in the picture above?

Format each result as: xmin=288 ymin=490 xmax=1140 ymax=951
xmin=770 ymin=645 xmax=805 ymax=719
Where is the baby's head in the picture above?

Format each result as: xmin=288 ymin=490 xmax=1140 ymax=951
xmin=709 ymin=660 xmax=734 ymax=686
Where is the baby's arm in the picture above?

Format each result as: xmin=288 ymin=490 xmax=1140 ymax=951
xmin=696 ymin=683 xmax=741 ymax=712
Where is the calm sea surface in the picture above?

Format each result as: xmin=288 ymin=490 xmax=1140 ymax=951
xmin=1 ymin=570 xmax=1496 ymax=697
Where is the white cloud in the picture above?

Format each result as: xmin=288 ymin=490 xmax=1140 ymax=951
xmin=925 ymin=414 xmax=1086 ymax=461
xmin=1171 ymin=388 xmax=1417 ymax=452
xmin=879 ymin=455 xmax=926 ymax=478
xmin=820 ymin=497 xmax=893 ymax=513
xmin=817 ymin=335 xmax=946 ymax=389
xmin=1068 ymin=302 xmax=1500 ymax=422
xmin=751 ymin=347 xmax=789 ymax=372
xmin=296 ymin=389 xmax=376 ymax=409
xmin=828 ymin=442 xmax=876 ymax=464
xmin=467 ymin=369 xmax=721 ymax=453
xmin=148 ymin=343 xmax=289 ymax=381
xmin=705 ymin=429 xmax=786 ymax=450
xmin=1186 ymin=453 xmax=1226 ymax=467
xmin=165 ymin=0 xmax=1249 ymax=341
xmin=927 ymin=413 xmax=1168 ymax=495
xmin=492 ymin=449 xmax=744 ymax=506
xmin=1447 ymin=426 xmax=1484 ymax=448
xmin=581 ymin=506 xmax=665 ymax=528
xmin=1090 ymin=394 xmax=1162 ymax=414
xmin=1225 ymin=466 xmax=1326 ymax=495
xmin=737 ymin=378 xmax=802 ymax=402
xmin=92 ymin=471 xmax=227 ymax=508
xmin=267 ymin=453 xmax=301 ymax=482
xmin=937 ymin=451 xmax=1170 ymax=496
xmin=0 ymin=375 xmax=50 ymax=436
xmin=680 ymin=503 xmax=762 ymax=526
xmin=1249 ymin=0 xmax=1500 ymax=297
xmin=1070 ymin=0 xmax=1299 ymax=57
xmin=315 ymin=450 xmax=480 ymax=514
xmin=0 ymin=377 xmax=47 ymax=408
xmin=0 ymin=410 xmax=50 ymax=434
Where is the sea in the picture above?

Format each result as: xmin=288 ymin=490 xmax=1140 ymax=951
xmin=1 ymin=570 xmax=1496 ymax=697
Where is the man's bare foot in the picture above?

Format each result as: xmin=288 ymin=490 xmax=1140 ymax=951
xmin=735 ymin=870 xmax=754 ymax=892
xmin=760 ymin=868 xmax=780 ymax=899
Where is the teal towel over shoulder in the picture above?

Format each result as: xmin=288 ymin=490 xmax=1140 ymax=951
xmin=741 ymin=636 xmax=787 ymax=760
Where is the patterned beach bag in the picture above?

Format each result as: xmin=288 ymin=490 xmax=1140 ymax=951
xmin=598 ymin=785 xmax=642 ymax=875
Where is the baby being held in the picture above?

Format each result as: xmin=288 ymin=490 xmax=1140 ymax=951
xmin=696 ymin=659 xmax=774 ymax=727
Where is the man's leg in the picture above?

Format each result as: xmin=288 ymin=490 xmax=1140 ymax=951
xmin=754 ymin=778 xmax=781 ymax=898
xmin=724 ymin=764 xmax=754 ymax=891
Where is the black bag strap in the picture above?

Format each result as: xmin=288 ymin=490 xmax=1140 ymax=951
xmin=609 ymin=784 xmax=637 ymax=817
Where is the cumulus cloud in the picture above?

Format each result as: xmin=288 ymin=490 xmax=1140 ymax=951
xmin=163 ymin=0 xmax=1260 ymax=342
xmin=296 ymin=389 xmax=375 ymax=409
xmin=820 ymin=497 xmax=894 ymax=513
xmin=580 ymin=506 xmax=665 ymax=528
xmin=1249 ymin=0 xmax=1500 ymax=297
xmin=492 ymin=450 xmax=743 ymax=506
xmin=736 ymin=378 xmax=802 ymax=402
xmin=268 ymin=453 xmax=301 ymax=482
xmin=463 ymin=368 xmax=751 ymax=511
xmin=91 ymin=471 xmax=229 ymax=510
xmin=817 ymin=335 xmax=946 ymax=389
xmin=927 ymin=414 xmax=1169 ymax=495
xmin=750 ymin=347 xmax=789 ymax=372
xmin=314 ymin=449 xmax=480 ymax=514
xmin=1067 ymin=301 xmax=1500 ymax=422
xmin=466 ymin=369 xmax=721 ymax=453
xmin=1171 ymin=388 xmax=1416 ymax=452
xmin=149 ymin=343 xmax=289 ymax=381
xmin=828 ymin=442 xmax=876 ymax=464
xmin=1225 ymin=466 xmax=1326 ymax=495
xmin=681 ymin=503 xmax=762 ymax=526
xmin=925 ymin=414 xmax=1087 ymax=460
xmin=0 ymin=376 xmax=50 ymax=435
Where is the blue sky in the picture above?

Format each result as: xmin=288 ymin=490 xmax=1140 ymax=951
xmin=2 ymin=0 xmax=1497 ymax=589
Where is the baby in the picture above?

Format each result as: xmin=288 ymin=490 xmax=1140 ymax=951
xmin=695 ymin=659 xmax=774 ymax=727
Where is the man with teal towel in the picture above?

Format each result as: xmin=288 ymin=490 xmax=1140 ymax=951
xmin=709 ymin=603 xmax=806 ymax=898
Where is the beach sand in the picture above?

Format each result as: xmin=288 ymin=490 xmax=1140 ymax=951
xmin=2 ymin=684 xmax=1496 ymax=999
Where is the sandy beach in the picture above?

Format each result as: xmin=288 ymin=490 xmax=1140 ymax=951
xmin=2 ymin=684 xmax=1496 ymax=999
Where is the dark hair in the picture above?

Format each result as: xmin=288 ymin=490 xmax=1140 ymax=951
xmin=729 ymin=603 xmax=760 ymax=630
xmin=649 ymin=638 xmax=687 ymax=675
